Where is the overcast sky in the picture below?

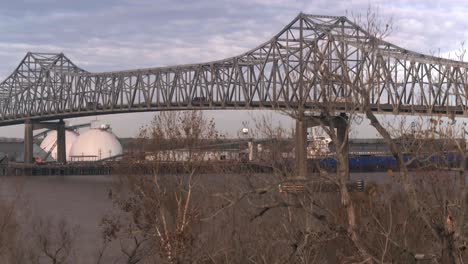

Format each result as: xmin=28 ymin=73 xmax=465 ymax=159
xmin=0 ymin=0 xmax=467 ymax=138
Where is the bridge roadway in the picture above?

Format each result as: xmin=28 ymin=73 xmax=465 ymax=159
xmin=0 ymin=13 xmax=466 ymax=174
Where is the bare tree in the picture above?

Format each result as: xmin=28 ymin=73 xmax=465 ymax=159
xmin=342 ymin=7 xmax=468 ymax=263
xmin=0 ymin=178 xmax=34 ymax=264
xmin=0 ymin=193 xmax=22 ymax=263
xmin=105 ymin=111 xmax=222 ymax=263
xmin=29 ymin=217 xmax=78 ymax=264
xmin=100 ymin=8 xmax=468 ymax=263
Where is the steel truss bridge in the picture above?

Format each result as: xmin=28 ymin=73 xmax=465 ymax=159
xmin=1 ymin=13 xmax=468 ymax=165
xmin=1 ymin=13 xmax=468 ymax=128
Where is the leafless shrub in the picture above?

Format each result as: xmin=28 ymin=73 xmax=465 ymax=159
xmin=105 ymin=111 xmax=223 ymax=263
xmin=28 ymin=217 xmax=78 ymax=264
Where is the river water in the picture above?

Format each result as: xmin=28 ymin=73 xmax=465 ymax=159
xmin=0 ymin=171 xmax=453 ymax=263
xmin=0 ymin=175 xmax=117 ymax=263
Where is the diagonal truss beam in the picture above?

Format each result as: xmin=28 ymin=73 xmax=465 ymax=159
xmin=0 ymin=13 xmax=467 ymax=126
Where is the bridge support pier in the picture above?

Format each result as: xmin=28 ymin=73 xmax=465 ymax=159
xmin=24 ymin=120 xmax=34 ymax=164
xmin=305 ymin=113 xmax=349 ymax=180
xmin=336 ymin=117 xmax=349 ymax=180
xmin=295 ymin=116 xmax=308 ymax=180
xmin=56 ymin=120 xmax=66 ymax=164
xmin=23 ymin=119 xmax=67 ymax=164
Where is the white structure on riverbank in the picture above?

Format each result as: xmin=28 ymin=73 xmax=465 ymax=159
xmin=39 ymin=130 xmax=79 ymax=161
xmin=69 ymin=123 xmax=123 ymax=162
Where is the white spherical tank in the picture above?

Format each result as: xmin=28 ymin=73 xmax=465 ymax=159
xmin=69 ymin=128 xmax=122 ymax=161
xmin=39 ymin=130 xmax=79 ymax=161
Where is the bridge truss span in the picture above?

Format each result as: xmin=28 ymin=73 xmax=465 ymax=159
xmin=1 ymin=13 xmax=468 ymax=126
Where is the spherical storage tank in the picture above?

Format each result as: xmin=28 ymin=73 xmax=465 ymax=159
xmin=40 ymin=130 xmax=79 ymax=161
xmin=69 ymin=126 xmax=122 ymax=161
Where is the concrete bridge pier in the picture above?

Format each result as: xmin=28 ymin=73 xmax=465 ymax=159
xmin=294 ymin=116 xmax=308 ymax=180
xmin=304 ymin=113 xmax=350 ymax=180
xmin=335 ymin=116 xmax=349 ymax=180
xmin=56 ymin=120 xmax=66 ymax=164
xmin=24 ymin=120 xmax=34 ymax=164
xmin=23 ymin=119 xmax=67 ymax=164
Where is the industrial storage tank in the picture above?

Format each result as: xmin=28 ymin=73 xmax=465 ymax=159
xmin=39 ymin=130 xmax=79 ymax=161
xmin=69 ymin=125 xmax=122 ymax=162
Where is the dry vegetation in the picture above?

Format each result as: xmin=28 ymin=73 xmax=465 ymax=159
xmin=95 ymin=8 xmax=468 ymax=263
xmin=0 ymin=180 xmax=79 ymax=264
xmin=0 ymin=112 xmax=467 ymax=263
xmin=97 ymin=110 xmax=467 ymax=263
xmin=0 ymin=8 xmax=468 ymax=264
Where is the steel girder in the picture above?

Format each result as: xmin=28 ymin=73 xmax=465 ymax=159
xmin=0 ymin=13 xmax=467 ymax=126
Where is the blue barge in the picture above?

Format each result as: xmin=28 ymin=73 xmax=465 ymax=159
xmin=314 ymin=152 xmax=462 ymax=172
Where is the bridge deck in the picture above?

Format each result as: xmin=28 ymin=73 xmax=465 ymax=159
xmin=0 ymin=13 xmax=467 ymax=124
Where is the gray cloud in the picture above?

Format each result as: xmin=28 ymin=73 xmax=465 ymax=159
xmin=0 ymin=0 xmax=467 ymax=138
